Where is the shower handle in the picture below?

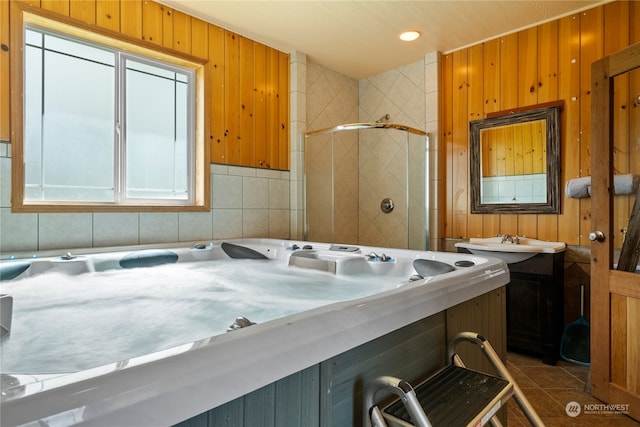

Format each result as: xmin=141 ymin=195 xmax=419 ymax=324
xmin=380 ymin=198 xmax=394 ymax=213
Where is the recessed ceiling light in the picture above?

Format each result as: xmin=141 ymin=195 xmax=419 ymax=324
xmin=400 ymin=30 xmax=421 ymax=42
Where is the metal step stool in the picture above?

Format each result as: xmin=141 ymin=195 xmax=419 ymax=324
xmin=364 ymin=332 xmax=544 ymax=427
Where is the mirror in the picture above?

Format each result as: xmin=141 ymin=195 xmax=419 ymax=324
xmin=470 ymin=103 xmax=561 ymax=214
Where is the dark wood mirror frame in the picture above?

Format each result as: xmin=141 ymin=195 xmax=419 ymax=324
xmin=469 ymin=102 xmax=562 ymax=214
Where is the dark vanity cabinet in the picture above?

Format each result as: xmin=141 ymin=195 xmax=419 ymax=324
xmin=505 ymin=252 xmax=564 ymax=365
xmin=457 ymin=249 xmax=564 ymax=365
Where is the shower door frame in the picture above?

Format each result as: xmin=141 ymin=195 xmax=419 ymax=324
xmin=303 ymin=123 xmax=430 ymax=250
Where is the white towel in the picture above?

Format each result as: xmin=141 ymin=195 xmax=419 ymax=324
xmin=565 ymin=176 xmax=591 ymax=198
xmin=614 ymin=174 xmax=639 ymax=195
xmin=566 ymin=174 xmax=639 ymax=198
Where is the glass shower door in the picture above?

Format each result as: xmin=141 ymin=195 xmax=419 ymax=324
xmin=304 ymin=125 xmax=428 ymax=250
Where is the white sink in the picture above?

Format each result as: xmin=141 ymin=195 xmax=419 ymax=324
xmin=455 ymin=237 xmax=566 ymax=264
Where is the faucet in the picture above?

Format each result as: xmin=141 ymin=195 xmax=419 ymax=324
xmin=367 ymin=252 xmax=392 ymax=261
xmin=499 ymin=234 xmax=519 ymax=244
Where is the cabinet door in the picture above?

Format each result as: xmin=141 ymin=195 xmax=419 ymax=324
xmin=507 ymin=274 xmax=545 ymax=352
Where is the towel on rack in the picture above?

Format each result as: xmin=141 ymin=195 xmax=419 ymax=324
xmin=565 ymin=174 xmax=639 ymax=198
xmin=614 ymin=174 xmax=639 ymax=195
xmin=565 ymin=177 xmax=591 ymax=198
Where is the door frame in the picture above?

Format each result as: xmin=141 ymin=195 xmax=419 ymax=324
xmin=590 ymin=41 xmax=640 ymax=420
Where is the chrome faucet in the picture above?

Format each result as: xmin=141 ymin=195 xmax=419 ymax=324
xmin=499 ymin=234 xmax=519 ymax=244
xmin=367 ymin=252 xmax=391 ymax=261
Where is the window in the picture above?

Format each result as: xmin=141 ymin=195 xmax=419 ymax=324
xmin=11 ymin=5 xmax=209 ymax=212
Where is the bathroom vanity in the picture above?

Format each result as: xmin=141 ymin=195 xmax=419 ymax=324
xmin=455 ymin=238 xmax=565 ymax=365
xmin=505 ymin=252 xmax=564 ymax=365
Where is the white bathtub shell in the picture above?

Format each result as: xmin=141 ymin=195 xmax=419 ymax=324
xmin=0 ymin=239 xmax=509 ymax=426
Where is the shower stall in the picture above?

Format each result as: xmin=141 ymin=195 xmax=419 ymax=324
xmin=304 ymin=123 xmax=430 ymax=250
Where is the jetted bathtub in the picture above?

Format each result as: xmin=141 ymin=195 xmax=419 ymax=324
xmin=0 ymin=239 xmax=509 ymax=426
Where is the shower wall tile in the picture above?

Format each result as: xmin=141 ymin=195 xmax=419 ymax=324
xmin=307 ymin=61 xmax=358 ymax=131
xmin=360 ymin=59 xmax=426 ymax=131
xmin=291 ymin=88 xmax=306 ymax=132
xmin=425 ymin=52 xmax=439 ymax=93
xmin=290 ymin=120 xmax=304 ymax=153
xmin=357 ymin=81 xmax=385 ymax=123
xmin=93 ymin=213 xmax=140 ymax=247
xmin=290 ymin=51 xmax=307 ymax=240
xmin=292 ymin=209 xmax=305 ymax=241
xmin=305 ymin=60 xmax=359 ymax=244
xmin=290 ymin=151 xmax=303 ymax=204
xmin=366 ymin=69 xmax=399 ymax=98
xmin=39 ymin=213 xmax=93 ymax=250
xmin=425 ymin=91 xmax=439 ymax=125
xmin=425 ymin=52 xmax=442 ymax=250
xmin=358 ymin=59 xmax=427 ymax=249
xmin=290 ymin=51 xmax=307 ymax=94
xmin=399 ymin=61 xmax=425 ymax=89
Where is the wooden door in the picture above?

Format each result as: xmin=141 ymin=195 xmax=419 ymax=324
xmin=591 ymin=41 xmax=640 ymax=422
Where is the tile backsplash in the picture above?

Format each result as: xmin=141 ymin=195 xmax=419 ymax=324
xmin=0 ymin=142 xmax=290 ymax=256
xmin=480 ymin=173 xmax=546 ymax=204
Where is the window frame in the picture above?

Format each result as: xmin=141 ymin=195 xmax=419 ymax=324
xmin=10 ymin=3 xmax=210 ymax=213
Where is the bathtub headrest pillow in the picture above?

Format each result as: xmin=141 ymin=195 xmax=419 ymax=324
xmin=119 ymin=249 xmax=179 ymax=269
xmin=221 ymin=242 xmax=268 ymax=259
xmin=0 ymin=261 xmax=31 ymax=281
xmin=412 ymin=259 xmax=455 ymax=277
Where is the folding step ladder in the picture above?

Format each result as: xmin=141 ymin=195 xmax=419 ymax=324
xmin=363 ymin=332 xmax=544 ymax=427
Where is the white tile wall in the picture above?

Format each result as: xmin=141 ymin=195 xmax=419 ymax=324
xmin=289 ymin=51 xmax=307 ymax=240
xmin=304 ymin=56 xmax=435 ymax=249
xmin=0 ymin=140 xmax=291 ymax=255
xmin=38 ymin=213 xmax=94 ymax=250
xmin=481 ymin=174 xmax=547 ymax=204
xmin=0 ymin=209 xmax=38 ymax=253
xmin=358 ymin=59 xmax=427 ymax=248
xmin=425 ymin=52 xmax=442 ymax=251
xmin=93 ymin=213 xmax=140 ymax=247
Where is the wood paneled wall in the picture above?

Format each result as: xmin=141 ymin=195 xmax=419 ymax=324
xmin=0 ymin=0 xmax=289 ymax=170
xmin=443 ymin=0 xmax=640 ymax=246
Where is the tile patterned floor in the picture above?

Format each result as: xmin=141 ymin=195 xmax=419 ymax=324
xmin=506 ymin=352 xmax=639 ymax=426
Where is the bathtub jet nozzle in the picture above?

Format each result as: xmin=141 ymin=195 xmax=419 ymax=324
xmin=227 ymin=316 xmax=256 ymax=332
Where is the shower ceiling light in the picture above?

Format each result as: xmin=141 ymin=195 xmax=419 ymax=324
xmin=400 ymin=30 xmax=421 ymax=42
